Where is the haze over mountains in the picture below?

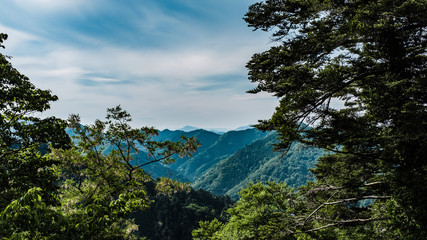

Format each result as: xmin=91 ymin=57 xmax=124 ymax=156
xmin=175 ymin=125 xmax=254 ymax=134
xmin=66 ymin=126 xmax=323 ymax=199
xmin=142 ymin=127 xmax=324 ymax=199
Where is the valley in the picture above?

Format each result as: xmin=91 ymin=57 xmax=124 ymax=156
xmin=141 ymin=127 xmax=324 ymax=199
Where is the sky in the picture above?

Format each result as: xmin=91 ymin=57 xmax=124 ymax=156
xmin=0 ymin=0 xmax=278 ymax=130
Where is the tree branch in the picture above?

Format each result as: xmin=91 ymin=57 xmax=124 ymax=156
xmin=305 ymin=195 xmax=391 ymax=224
xmin=136 ymin=152 xmax=175 ymax=168
xmin=302 ymin=217 xmax=389 ymax=233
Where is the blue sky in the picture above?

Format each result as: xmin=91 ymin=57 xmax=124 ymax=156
xmin=0 ymin=0 xmax=277 ymax=130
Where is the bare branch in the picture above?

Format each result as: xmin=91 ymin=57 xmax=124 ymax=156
xmin=136 ymin=152 xmax=175 ymax=168
xmin=306 ymin=182 xmax=386 ymax=195
xmin=302 ymin=217 xmax=389 ymax=233
xmin=363 ymin=181 xmax=385 ymax=187
xmin=305 ymin=195 xmax=391 ymax=223
xmin=306 ymin=185 xmax=344 ymax=194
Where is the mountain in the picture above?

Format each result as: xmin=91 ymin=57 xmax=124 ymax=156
xmin=141 ymin=161 xmax=191 ymax=183
xmin=192 ymin=132 xmax=325 ymax=199
xmin=63 ymin=126 xmax=323 ymax=239
xmin=66 ymin=127 xmax=322 ymax=199
xmin=176 ymin=125 xmax=255 ymax=134
xmin=155 ymin=128 xmax=269 ymax=181
xmin=178 ymin=126 xmax=201 ymax=132
xmin=148 ymin=128 xmax=323 ymax=199
xmin=232 ymin=125 xmax=254 ymax=131
xmin=153 ymin=129 xmax=221 ymax=169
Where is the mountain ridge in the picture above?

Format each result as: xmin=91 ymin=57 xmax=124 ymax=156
xmin=66 ymin=127 xmax=322 ymax=199
xmin=173 ymin=125 xmax=255 ymax=134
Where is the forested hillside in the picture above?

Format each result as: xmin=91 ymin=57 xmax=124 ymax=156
xmin=64 ymin=124 xmax=324 ymax=239
xmin=193 ymin=132 xmax=324 ymax=199
xmin=154 ymin=128 xmax=269 ymax=181
xmin=137 ymin=128 xmax=322 ymax=200
xmin=133 ymin=180 xmax=233 ymax=240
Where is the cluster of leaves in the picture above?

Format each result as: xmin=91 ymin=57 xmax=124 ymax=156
xmin=1 ymin=33 xmax=71 ymax=239
xmin=49 ymin=105 xmax=199 ymax=239
xmin=195 ymin=0 xmax=426 ymax=239
xmin=0 ymin=32 xmax=200 ymax=239
xmin=193 ymin=182 xmax=305 ymax=240
xmin=194 ymin=181 xmax=382 ymax=240
xmin=133 ymin=180 xmax=233 ymax=240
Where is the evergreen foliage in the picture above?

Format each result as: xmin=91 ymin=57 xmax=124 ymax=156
xmin=193 ymin=182 xmax=304 ymax=240
xmin=196 ymin=0 xmax=426 ymax=238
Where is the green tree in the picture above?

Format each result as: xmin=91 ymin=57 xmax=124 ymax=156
xmin=0 ymin=33 xmax=71 ymax=238
xmin=240 ymin=0 xmax=426 ymax=238
xmin=133 ymin=179 xmax=233 ymax=240
xmin=50 ymin=106 xmax=200 ymax=239
xmin=1 ymin=33 xmax=200 ymax=239
xmin=193 ymin=182 xmax=307 ymax=240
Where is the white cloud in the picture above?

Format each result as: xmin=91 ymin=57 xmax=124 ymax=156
xmin=8 ymin=41 xmax=277 ymax=129
xmin=87 ymin=77 xmax=120 ymax=83
xmin=12 ymin=0 xmax=93 ymax=13
xmin=1 ymin=0 xmax=278 ymax=129
xmin=0 ymin=24 xmax=39 ymax=52
xmin=13 ymin=40 xmax=260 ymax=86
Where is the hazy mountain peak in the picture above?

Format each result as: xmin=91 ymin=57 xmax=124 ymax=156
xmin=178 ymin=126 xmax=201 ymax=132
xmin=177 ymin=125 xmax=255 ymax=134
xmin=232 ymin=125 xmax=254 ymax=131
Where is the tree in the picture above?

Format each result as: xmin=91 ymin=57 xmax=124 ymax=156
xmin=193 ymin=182 xmax=309 ymax=240
xmin=49 ymin=106 xmax=200 ymax=239
xmin=241 ymin=0 xmax=426 ymax=238
xmin=1 ymin=33 xmax=201 ymax=239
xmin=134 ymin=179 xmax=233 ymax=240
xmin=0 ymin=33 xmax=71 ymax=238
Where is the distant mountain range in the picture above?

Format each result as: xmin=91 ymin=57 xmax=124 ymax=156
xmin=175 ymin=125 xmax=254 ymax=135
xmin=66 ymin=126 xmax=323 ymax=199
xmin=64 ymin=126 xmax=324 ymax=239
xmin=145 ymin=128 xmax=324 ymax=199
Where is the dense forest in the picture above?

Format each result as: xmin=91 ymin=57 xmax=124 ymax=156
xmin=1 ymin=0 xmax=426 ymax=239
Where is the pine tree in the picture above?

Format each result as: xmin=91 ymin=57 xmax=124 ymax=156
xmin=242 ymin=0 xmax=426 ymax=238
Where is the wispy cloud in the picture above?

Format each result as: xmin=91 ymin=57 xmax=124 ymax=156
xmin=1 ymin=0 xmax=277 ymax=129
xmin=12 ymin=0 xmax=93 ymax=13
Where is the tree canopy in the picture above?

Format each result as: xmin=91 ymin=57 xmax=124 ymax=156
xmin=1 ymin=33 xmax=72 ymax=238
xmin=196 ymin=0 xmax=426 ymax=238
xmin=193 ymin=182 xmax=304 ymax=240
xmin=0 ymin=33 xmax=201 ymax=239
xmin=48 ymin=106 xmax=200 ymax=239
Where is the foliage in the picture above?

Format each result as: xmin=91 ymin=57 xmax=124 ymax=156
xmin=0 ymin=187 xmax=68 ymax=240
xmin=50 ymin=106 xmax=200 ymax=239
xmin=133 ymin=180 xmax=233 ymax=240
xmin=1 ymin=33 xmax=202 ymax=238
xmin=155 ymin=177 xmax=192 ymax=195
xmin=193 ymin=182 xmax=307 ymax=240
xmin=0 ymin=33 xmax=71 ymax=239
xmin=230 ymin=0 xmax=427 ymax=238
